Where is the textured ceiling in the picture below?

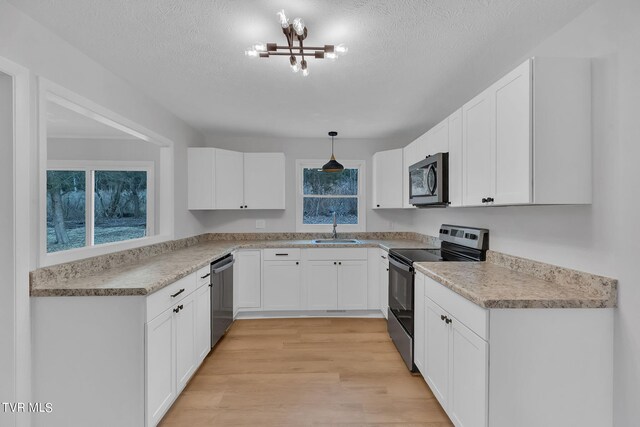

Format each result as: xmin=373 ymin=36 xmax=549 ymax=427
xmin=10 ymin=0 xmax=596 ymax=141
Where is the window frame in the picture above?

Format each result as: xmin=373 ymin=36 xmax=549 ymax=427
xmin=295 ymin=159 xmax=366 ymax=232
xmin=46 ymin=160 xmax=155 ymax=254
xmin=39 ymin=78 xmax=175 ymax=267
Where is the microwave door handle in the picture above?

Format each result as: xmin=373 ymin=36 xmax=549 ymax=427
xmin=388 ymin=256 xmax=413 ymax=273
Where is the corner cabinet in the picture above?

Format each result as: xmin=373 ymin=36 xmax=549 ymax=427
xmin=188 ymin=148 xmax=285 ymax=210
xmin=462 ymin=57 xmax=591 ymax=207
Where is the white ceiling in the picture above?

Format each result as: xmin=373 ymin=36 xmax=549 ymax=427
xmin=11 ymin=0 xmax=596 ymax=141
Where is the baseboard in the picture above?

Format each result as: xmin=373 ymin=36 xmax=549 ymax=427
xmin=235 ymin=309 xmax=385 ymax=319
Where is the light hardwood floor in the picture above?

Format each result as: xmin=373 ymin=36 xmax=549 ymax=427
xmin=160 ymin=317 xmax=453 ymax=426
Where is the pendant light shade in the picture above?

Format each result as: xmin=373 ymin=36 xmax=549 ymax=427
xmin=322 ymin=131 xmax=344 ymax=172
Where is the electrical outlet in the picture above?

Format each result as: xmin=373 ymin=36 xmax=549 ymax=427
xmin=255 ymin=220 xmax=266 ymax=229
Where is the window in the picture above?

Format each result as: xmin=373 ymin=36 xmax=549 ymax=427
xmin=296 ymin=160 xmax=365 ymax=231
xmin=46 ymin=162 xmax=153 ymax=254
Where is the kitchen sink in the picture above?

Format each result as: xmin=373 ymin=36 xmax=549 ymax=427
xmin=312 ymin=239 xmax=361 ymax=244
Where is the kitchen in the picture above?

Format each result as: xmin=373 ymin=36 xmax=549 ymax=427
xmin=0 ymin=0 xmax=638 ymax=426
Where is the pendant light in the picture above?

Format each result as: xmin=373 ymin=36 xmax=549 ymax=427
xmin=322 ymin=131 xmax=344 ymax=172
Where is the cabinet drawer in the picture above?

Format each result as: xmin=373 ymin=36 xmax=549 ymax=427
xmin=196 ymin=265 xmax=211 ymax=288
xmin=423 ymin=274 xmax=488 ymax=340
xmin=303 ymin=248 xmax=368 ymax=261
xmin=263 ymin=248 xmax=301 ymax=261
xmin=147 ymin=273 xmax=197 ymax=322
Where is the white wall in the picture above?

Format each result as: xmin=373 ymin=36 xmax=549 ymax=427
xmin=409 ymin=1 xmax=640 ymax=424
xmin=195 ymin=136 xmax=414 ymax=233
xmin=0 ymin=0 xmax=206 ymax=268
xmin=0 ymin=70 xmax=16 ymax=425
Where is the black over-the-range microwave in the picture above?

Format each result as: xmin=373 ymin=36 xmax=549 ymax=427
xmin=408 ymin=152 xmax=449 ymax=207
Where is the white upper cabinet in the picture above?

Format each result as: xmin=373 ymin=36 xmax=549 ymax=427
xmin=215 ymin=148 xmax=245 ymax=209
xmin=402 ymin=141 xmax=419 ymax=208
xmin=372 ymin=148 xmax=403 ymax=209
xmin=461 ymin=57 xmax=591 ymax=207
xmin=188 ymin=148 xmax=286 ymax=210
xmin=447 ymin=109 xmax=463 ymax=207
xmin=425 ymin=119 xmax=449 ymax=157
xmin=243 ymin=153 xmax=285 ymax=210
xmin=462 ymin=88 xmax=495 ymax=207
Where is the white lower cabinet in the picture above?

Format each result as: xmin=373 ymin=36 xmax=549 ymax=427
xmin=424 ymin=297 xmax=451 ymax=409
xmin=263 ymin=260 xmax=303 ymax=310
xmin=194 ymin=283 xmax=211 ymax=363
xmin=236 ymin=250 xmax=262 ymax=309
xmin=379 ymin=251 xmax=389 ymax=318
xmin=146 ymin=308 xmax=175 ymax=427
xmin=146 ymin=274 xmax=212 ymax=426
xmin=337 ymin=260 xmax=368 ymax=309
xmin=413 ymin=271 xmax=426 ymax=373
xmin=305 ymin=260 xmax=339 ymax=310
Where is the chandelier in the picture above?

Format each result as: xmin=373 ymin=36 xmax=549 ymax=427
xmin=245 ymin=9 xmax=348 ymax=76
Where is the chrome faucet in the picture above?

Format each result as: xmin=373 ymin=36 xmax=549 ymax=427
xmin=332 ymin=212 xmax=338 ymax=239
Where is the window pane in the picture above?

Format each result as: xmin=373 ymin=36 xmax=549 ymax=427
xmin=303 ymin=168 xmax=358 ymax=195
xmin=46 ymin=170 xmax=86 ymax=253
xmin=303 ymin=197 xmax=358 ymax=225
xmin=94 ymin=171 xmax=147 ymax=245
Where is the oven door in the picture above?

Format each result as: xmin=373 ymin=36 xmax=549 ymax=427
xmin=388 ymin=255 xmax=415 ymax=336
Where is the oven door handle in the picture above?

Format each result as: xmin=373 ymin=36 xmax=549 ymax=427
xmin=388 ymin=256 xmax=414 ymax=273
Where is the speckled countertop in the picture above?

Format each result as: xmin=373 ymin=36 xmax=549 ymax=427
xmin=30 ymin=237 xmax=430 ymax=297
xmin=414 ymin=251 xmax=617 ymax=309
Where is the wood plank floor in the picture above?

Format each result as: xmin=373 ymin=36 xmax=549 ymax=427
xmin=160 ymin=318 xmax=453 ymax=426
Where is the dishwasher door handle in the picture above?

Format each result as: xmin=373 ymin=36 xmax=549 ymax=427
xmin=211 ymin=258 xmax=235 ymax=274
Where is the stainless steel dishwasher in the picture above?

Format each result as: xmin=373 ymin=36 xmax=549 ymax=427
xmin=210 ymin=254 xmax=234 ymax=348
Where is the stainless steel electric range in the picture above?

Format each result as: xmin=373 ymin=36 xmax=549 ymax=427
xmin=387 ymin=224 xmax=489 ymax=371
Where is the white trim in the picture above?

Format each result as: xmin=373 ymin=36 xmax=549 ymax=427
xmin=44 ymin=160 xmax=156 ymax=265
xmin=38 ymin=78 xmax=175 ymax=267
xmin=295 ymin=159 xmax=366 ymax=232
xmin=0 ymin=55 xmax=31 ymax=427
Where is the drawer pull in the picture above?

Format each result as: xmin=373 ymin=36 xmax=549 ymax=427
xmin=200 ymin=273 xmax=211 ymax=279
xmin=275 ymin=253 xmax=289 ymax=256
xmin=171 ymin=288 xmax=185 ymax=298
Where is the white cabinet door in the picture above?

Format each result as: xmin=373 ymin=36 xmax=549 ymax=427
xmin=305 ymin=261 xmax=338 ymax=310
xmin=372 ymin=149 xmax=403 ymax=208
xmin=414 ymin=272 xmax=426 ymax=374
xmin=146 ymin=308 xmax=175 ymax=427
xmin=236 ymin=250 xmax=262 ymax=309
xmin=243 ymin=153 xmax=285 ymax=209
xmin=215 ymin=148 xmax=245 ymax=209
xmin=494 ymin=60 xmax=532 ymax=205
xmin=426 ymin=119 xmax=449 ymax=156
xmin=187 ymin=148 xmax=215 ymax=210
xmin=263 ymin=260 xmax=303 ymax=310
xmin=379 ymin=253 xmax=389 ymax=319
xmin=449 ymin=318 xmax=489 ymax=427
xmin=425 ymin=297 xmax=450 ymax=410
xmin=194 ymin=284 xmax=211 ymax=363
xmin=175 ymin=295 xmax=196 ymax=394
xmin=447 ymin=109 xmax=463 ymax=207
xmin=337 ymin=260 xmax=368 ymax=310
xmin=403 ymin=141 xmax=418 ymax=208
xmin=462 ymin=89 xmax=494 ymax=207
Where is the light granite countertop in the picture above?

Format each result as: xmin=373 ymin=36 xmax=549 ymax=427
xmin=415 ymin=252 xmax=617 ymax=309
xmin=30 ymin=238 xmax=430 ymax=297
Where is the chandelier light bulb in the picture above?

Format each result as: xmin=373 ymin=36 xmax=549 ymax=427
xmin=253 ymin=43 xmax=267 ymax=52
xmin=292 ymin=17 xmax=305 ymax=36
xmin=277 ymin=9 xmax=289 ymax=28
xmin=335 ymin=44 xmax=348 ymax=55
xmin=326 ymin=52 xmax=338 ymax=60
xmin=291 ymin=63 xmax=301 ymax=73
xmin=244 ymin=48 xmax=258 ymax=58
xmin=302 ymin=68 xmax=309 ymax=77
